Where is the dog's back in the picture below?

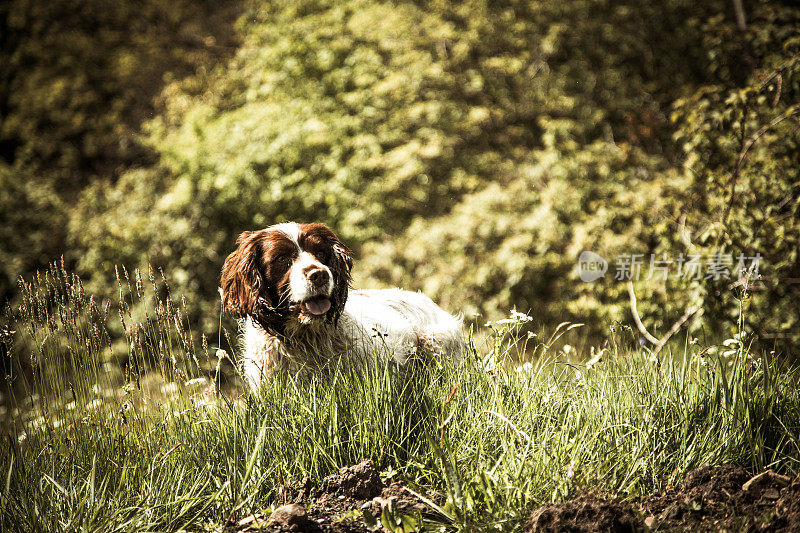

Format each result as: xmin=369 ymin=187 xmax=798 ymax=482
xmin=239 ymin=287 xmax=464 ymax=386
xmin=341 ymin=288 xmax=464 ymax=363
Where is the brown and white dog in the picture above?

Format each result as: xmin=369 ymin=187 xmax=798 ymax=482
xmin=220 ymin=222 xmax=464 ymax=387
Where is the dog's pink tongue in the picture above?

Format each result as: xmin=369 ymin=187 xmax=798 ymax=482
xmin=303 ymin=298 xmax=331 ymax=316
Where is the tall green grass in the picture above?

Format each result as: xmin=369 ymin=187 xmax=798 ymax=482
xmin=1 ymin=267 xmax=799 ymax=531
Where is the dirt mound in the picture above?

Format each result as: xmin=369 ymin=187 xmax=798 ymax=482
xmin=319 ymin=459 xmax=383 ymax=500
xmin=639 ymin=465 xmax=797 ymax=531
xmin=228 ymin=462 xmax=800 ymax=532
xmin=526 ymin=494 xmax=638 ymax=532
xmin=526 ymin=465 xmax=800 ymax=532
xmin=230 ymin=459 xmax=427 ymax=532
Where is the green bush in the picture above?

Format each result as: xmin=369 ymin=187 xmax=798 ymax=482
xmin=5 ymin=0 xmax=800 ymax=348
xmin=0 ymin=0 xmax=240 ymax=306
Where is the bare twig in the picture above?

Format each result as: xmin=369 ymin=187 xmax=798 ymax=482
xmin=677 ymin=214 xmax=693 ymax=249
xmin=732 ymin=0 xmax=747 ymax=32
xmin=757 ymin=55 xmax=800 ymax=92
xmin=653 ymin=304 xmax=700 ymax=354
xmin=628 ymin=281 xmax=700 ymax=355
xmin=772 ymin=73 xmax=782 ymax=107
xmin=627 ymin=281 xmax=659 ymax=345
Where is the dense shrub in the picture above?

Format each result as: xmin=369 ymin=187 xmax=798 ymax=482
xmin=0 ymin=0 xmax=241 ymax=303
xmin=4 ymin=0 xmax=799 ymax=348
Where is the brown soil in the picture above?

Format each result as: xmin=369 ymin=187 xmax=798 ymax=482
xmin=527 ymin=465 xmax=800 ymax=532
xmin=228 ymin=461 xmax=800 ymax=532
xmin=228 ymin=459 xmax=429 ymax=532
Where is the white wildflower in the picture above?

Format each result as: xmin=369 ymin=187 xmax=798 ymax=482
xmin=184 ymin=377 xmax=210 ymax=388
xmin=510 ymin=310 xmax=534 ymax=322
xmin=515 ymin=362 xmax=533 ymax=373
xmin=491 ymin=310 xmax=534 ymax=326
xmin=86 ymin=399 xmax=102 ymax=410
xmin=160 ymin=382 xmax=179 ymax=395
xmin=28 ymin=416 xmax=45 ymax=431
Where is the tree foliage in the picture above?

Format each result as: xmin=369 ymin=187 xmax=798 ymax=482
xmin=4 ymin=0 xmax=800 ymax=348
xmin=0 ymin=0 xmax=241 ymax=302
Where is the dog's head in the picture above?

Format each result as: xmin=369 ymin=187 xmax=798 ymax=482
xmin=220 ymin=222 xmax=353 ymax=335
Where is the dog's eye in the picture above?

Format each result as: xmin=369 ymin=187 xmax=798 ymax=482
xmin=274 ymin=255 xmax=292 ymax=266
xmin=314 ymin=247 xmax=330 ymax=261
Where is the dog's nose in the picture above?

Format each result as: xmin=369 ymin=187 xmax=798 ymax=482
xmin=307 ymin=268 xmax=329 ymax=286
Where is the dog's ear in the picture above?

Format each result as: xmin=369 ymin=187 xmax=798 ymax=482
xmin=220 ymin=231 xmax=267 ymax=316
xmin=329 ymin=239 xmax=353 ymax=321
xmin=332 ymin=241 xmax=353 ymax=282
